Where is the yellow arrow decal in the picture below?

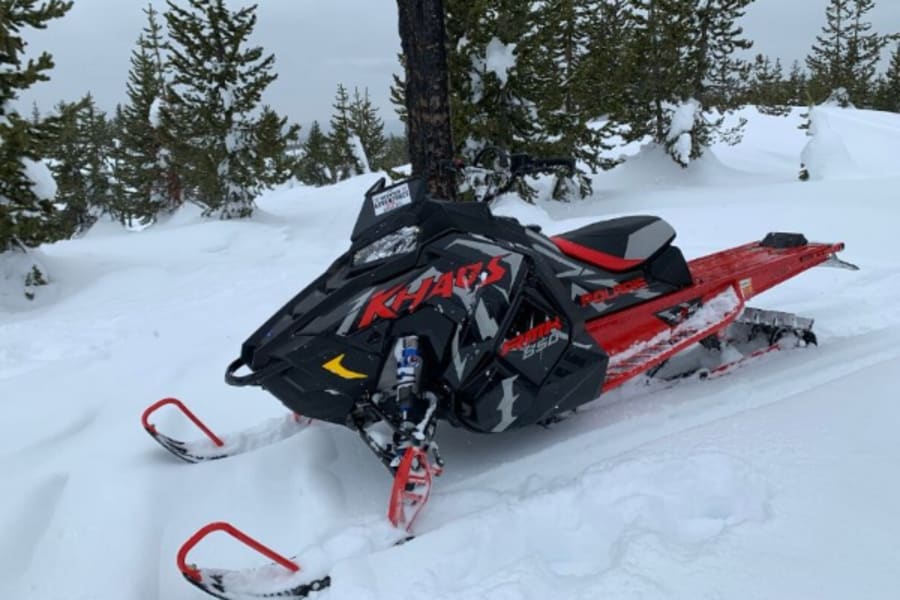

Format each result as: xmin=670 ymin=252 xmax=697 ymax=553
xmin=322 ymin=354 xmax=367 ymax=380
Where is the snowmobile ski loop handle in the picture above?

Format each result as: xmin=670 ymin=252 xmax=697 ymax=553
xmin=225 ymin=356 xmax=289 ymax=387
xmin=141 ymin=398 xmax=225 ymax=447
xmin=177 ymin=522 xmax=300 ymax=582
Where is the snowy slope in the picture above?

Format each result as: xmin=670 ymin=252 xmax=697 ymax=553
xmin=2 ymin=106 xmax=900 ymax=600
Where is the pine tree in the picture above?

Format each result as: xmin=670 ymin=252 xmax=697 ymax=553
xmin=806 ymin=0 xmax=886 ymax=106
xmin=253 ymin=105 xmax=300 ymax=187
xmin=296 ymin=121 xmax=332 ymax=186
xmin=380 ymin=134 xmax=410 ymax=170
xmin=0 ymin=0 xmax=73 ymax=252
xmin=48 ymin=98 xmax=93 ymax=237
xmin=165 ymin=0 xmax=284 ymax=218
xmin=447 ymin=0 xmax=540 ymax=161
xmin=613 ymin=0 xmax=753 ymax=167
xmin=350 ymin=88 xmax=387 ymax=170
xmin=746 ymin=54 xmax=791 ymax=115
xmin=527 ymin=0 xmax=623 ymax=198
xmin=787 ymin=60 xmax=810 ymax=106
xmin=328 ymin=83 xmax=361 ymax=181
xmin=845 ymin=0 xmax=889 ymax=106
xmin=81 ymin=97 xmax=116 ymax=220
xmin=807 ymin=0 xmax=853 ymax=103
xmin=118 ymin=3 xmax=177 ymax=225
xmin=580 ymin=0 xmax=633 ymax=118
xmin=389 ymin=53 xmax=409 ymax=126
xmin=874 ymin=43 xmax=900 ymax=112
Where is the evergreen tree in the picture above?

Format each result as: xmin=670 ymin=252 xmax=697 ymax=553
xmin=165 ymin=0 xmax=285 ymax=218
xmin=253 ymin=105 xmax=300 ymax=187
xmin=614 ymin=0 xmax=753 ymax=167
xmin=846 ymin=0 xmax=888 ymax=105
xmin=746 ymin=54 xmax=791 ymax=115
xmin=806 ymin=0 xmax=853 ymax=103
xmin=296 ymin=121 xmax=332 ymax=186
xmin=380 ymin=134 xmax=410 ymax=170
xmin=119 ymin=3 xmax=178 ymax=225
xmin=580 ymin=0 xmax=634 ymax=118
xmin=47 ymin=99 xmax=94 ymax=237
xmin=873 ymin=43 xmax=900 ymax=113
xmin=527 ymin=0 xmax=622 ymax=198
xmin=447 ymin=0 xmax=541 ymax=162
xmin=328 ymin=83 xmax=361 ymax=181
xmin=0 ymin=0 xmax=73 ymax=252
xmin=350 ymin=87 xmax=387 ymax=170
xmin=80 ymin=96 xmax=116 ymax=220
xmin=787 ymin=60 xmax=810 ymax=106
xmin=806 ymin=0 xmax=887 ymax=106
xmin=389 ymin=53 xmax=408 ymax=126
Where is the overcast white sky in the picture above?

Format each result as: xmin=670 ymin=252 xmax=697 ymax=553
xmin=17 ymin=0 xmax=900 ymax=134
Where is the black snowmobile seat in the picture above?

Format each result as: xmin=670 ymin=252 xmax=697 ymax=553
xmin=551 ymin=215 xmax=677 ymax=272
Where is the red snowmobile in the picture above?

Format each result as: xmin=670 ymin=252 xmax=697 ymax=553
xmin=142 ymin=151 xmax=857 ymax=599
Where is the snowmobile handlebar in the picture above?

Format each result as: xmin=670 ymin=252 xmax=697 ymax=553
xmin=442 ymin=146 xmax=576 ymax=203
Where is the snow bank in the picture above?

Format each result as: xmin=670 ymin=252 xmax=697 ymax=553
xmin=0 ymin=249 xmax=54 ymax=309
xmin=800 ymin=107 xmax=858 ymax=181
xmin=2 ymin=108 xmax=900 ymax=600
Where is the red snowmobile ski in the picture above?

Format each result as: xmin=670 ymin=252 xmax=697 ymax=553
xmin=142 ymin=150 xmax=857 ymax=599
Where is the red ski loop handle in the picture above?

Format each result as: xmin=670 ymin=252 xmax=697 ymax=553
xmin=177 ymin=521 xmax=300 ymax=583
xmin=388 ymin=447 xmax=435 ymax=530
xmin=141 ymin=398 xmax=225 ymax=448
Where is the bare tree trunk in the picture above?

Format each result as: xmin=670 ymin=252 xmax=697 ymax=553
xmin=396 ymin=0 xmax=456 ymax=201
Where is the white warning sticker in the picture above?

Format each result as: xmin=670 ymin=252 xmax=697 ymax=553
xmin=372 ymin=184 xmax=413 ymax=216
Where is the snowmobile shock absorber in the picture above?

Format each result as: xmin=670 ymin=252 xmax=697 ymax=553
xmin=395 ymin=336 xmax=421 ymax=420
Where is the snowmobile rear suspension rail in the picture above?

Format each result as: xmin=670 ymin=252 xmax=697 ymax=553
xmin=177 ymin=521 xmax=300 ymax=583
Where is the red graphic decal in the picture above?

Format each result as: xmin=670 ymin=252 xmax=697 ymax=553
xmin=501 ymin=317 xmax=563 ymax=356
xmin=579 ymin=278 xmax=646 ymax=307
xmin=358 ymin=257 xmax=509 ymax=329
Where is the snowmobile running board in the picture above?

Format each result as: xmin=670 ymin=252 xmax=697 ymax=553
xmin=589 ymin=238 xmax=851 ymax=392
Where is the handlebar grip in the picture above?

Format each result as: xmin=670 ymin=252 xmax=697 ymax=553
xmin=530 ymin=157 xmax=576 ymax=171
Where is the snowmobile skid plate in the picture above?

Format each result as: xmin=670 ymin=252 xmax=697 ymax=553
xmin=142 ymin=397 xmax=312 ymax=463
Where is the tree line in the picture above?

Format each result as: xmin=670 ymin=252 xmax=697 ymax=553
xmin=2 ymin=0 xmax=900 ymax=259
xmin=393 ymin=0 xmax=899 ymax=198
xmin=1 ymin=0 xmax=405 ymax=254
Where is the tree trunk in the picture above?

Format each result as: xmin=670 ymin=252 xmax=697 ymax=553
xmin=396 ymin=0 xmax=456 ymax=201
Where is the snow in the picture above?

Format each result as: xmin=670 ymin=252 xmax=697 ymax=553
xmin=349 ymin=134 xmax=371 ymax=174
xmin=667 ymin=99 xmax=701 ymax=166
xmin=484 ymin=37 xmax=516 ymax=86
xmin=149 ymin=97 xmax=164 ymax=128
xmin=3 ymin=107 xmax=900 ymax=599
xmin=801 ymin=106 xmax=858 ymax=180
xmin=21 ymin=157 xmax=57 ymax=200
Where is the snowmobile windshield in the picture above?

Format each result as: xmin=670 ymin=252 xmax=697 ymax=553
xmin=352 ymin=226 xmax=420 ymax=266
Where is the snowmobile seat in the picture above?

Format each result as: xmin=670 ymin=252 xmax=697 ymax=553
xmin=551 ymin=215 xmax=677 ymax=272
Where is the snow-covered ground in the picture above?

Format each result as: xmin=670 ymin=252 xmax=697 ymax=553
xmin=2 ymin=106 xmax=900 ymax=599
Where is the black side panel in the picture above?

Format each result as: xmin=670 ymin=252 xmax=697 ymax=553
xmin=646 ymin=246 xmax=694 ymax=288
